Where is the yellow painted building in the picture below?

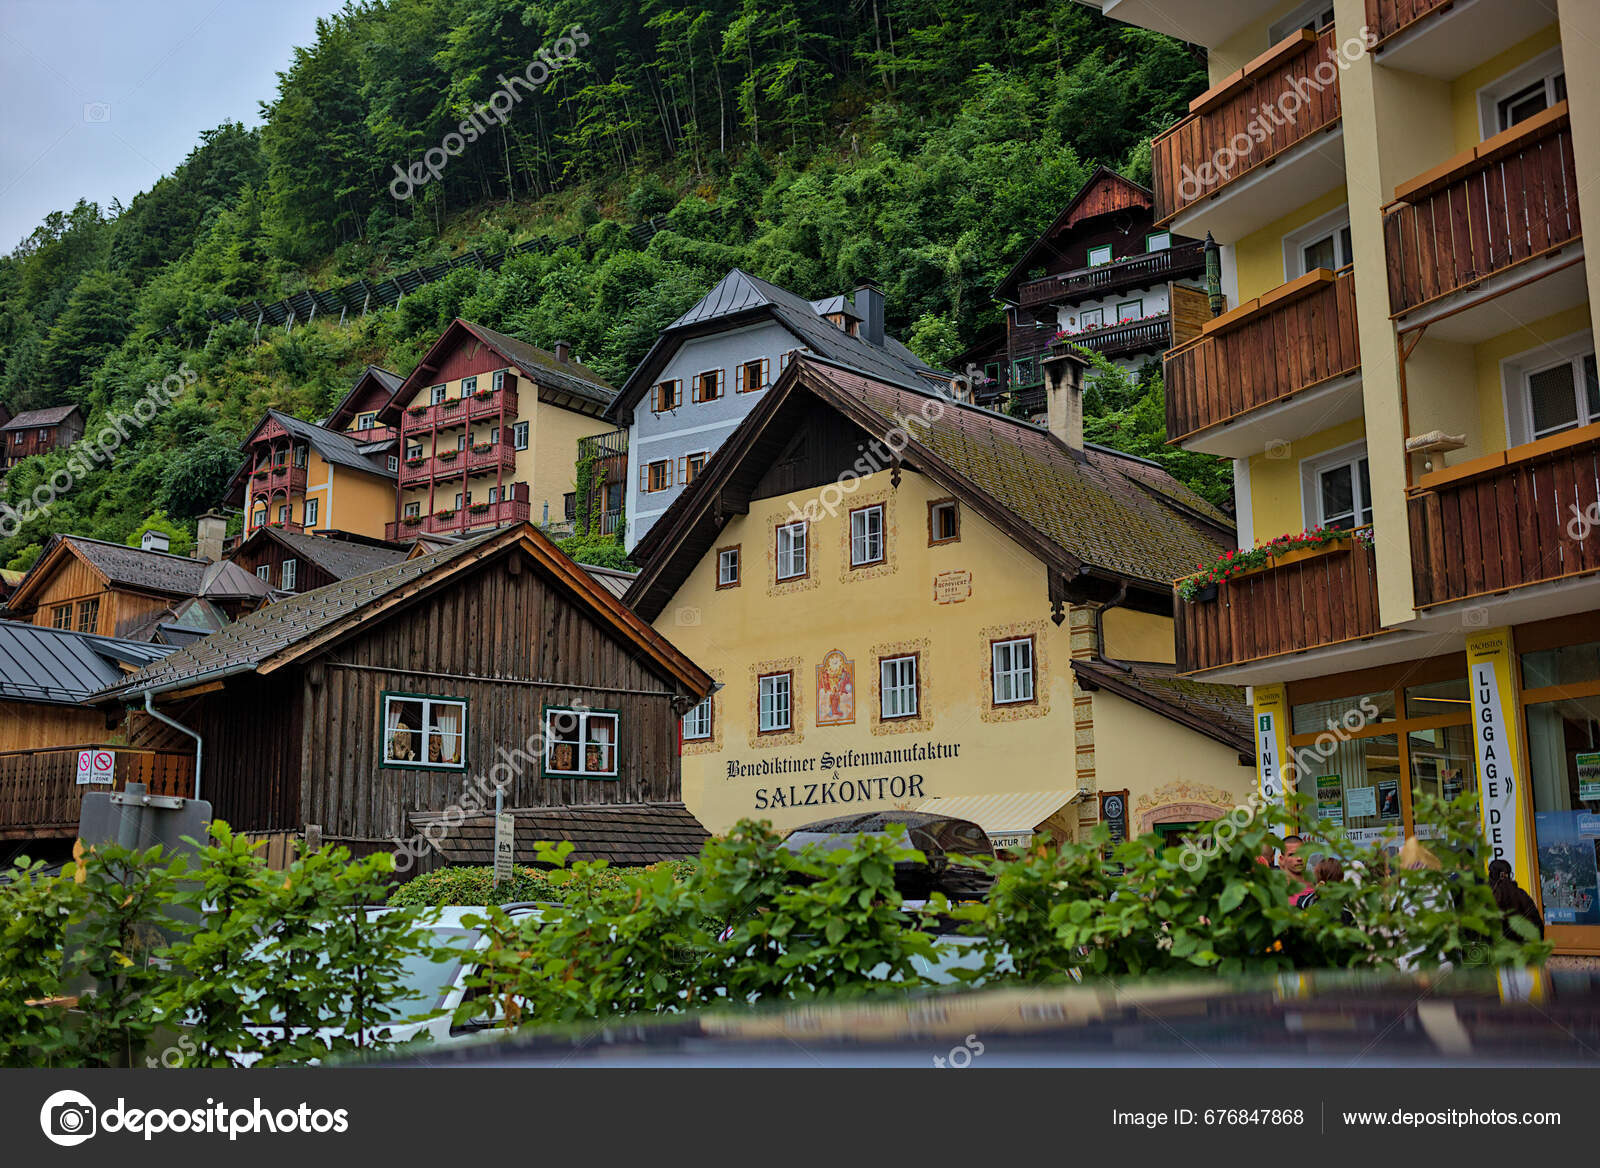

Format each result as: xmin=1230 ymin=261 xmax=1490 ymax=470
xmin=378 ymin=320 xmax=617 ymax=539
xmin=625 ymin=354 xmax=1257 ymax=843
xmin=1086 ymin=0 xmax=1600 ymax=952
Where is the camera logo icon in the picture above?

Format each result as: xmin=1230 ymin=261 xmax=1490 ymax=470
xmin=82 ymin=102 xmax=111 ymax=123
xmin=40 ymin=1089 xmax=97 ymax=1146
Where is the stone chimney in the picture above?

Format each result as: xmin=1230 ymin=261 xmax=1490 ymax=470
xmin=553 ymin=339 xmax=572 ymax=364
xmin=853 ymin=280 xmax=885 ymax=348
xmin=195 ymin=512 xmax=227 ymax=563
xmin=1042 ymin=349 xmax=1088 ymax=458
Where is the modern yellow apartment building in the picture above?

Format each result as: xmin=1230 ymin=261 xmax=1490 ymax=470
xmin=1083 ymin=0 xmax=1600 ymax=952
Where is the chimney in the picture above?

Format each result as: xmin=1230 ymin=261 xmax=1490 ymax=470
xmin=1042 ymin=350 xmax=1087 ymax=458
xmin=140 ymin=529 xmax=171 ymax=554
xmin=195 ymin=512 xmax=227 ymax=562
xmin=553 ymin=339 xmax=571 ymax=364
xmin=853 ymin=280 xmax=885 ymax=348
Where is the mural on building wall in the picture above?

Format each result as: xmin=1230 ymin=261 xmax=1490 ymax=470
xmin=816 ymin=650 xmax=856 ymax=726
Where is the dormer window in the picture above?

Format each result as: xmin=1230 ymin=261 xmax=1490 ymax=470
xmin=356 ymin=412 xmax=377 ymax=430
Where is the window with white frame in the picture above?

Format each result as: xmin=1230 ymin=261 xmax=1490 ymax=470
xmin=758 ymin=673 xmax=792 ymax=733
xmin=492 ymin=369 xmax=508 ymax=391
xmin=381 ymin=692 xmax=467 ymax=769
xmin=1480 ymin=49 xmax=1567 ymax=136
xmin=682 ymin=698 xmax=713 ymax=741
xmin=430 ymin=384 xmax=448 ymax=405
xmin=462 ymin=376 xmax=478 ymax=396
xmin=305 ymin=499 xmax=319 ymax=527
xmin=282 ymin=559 xmax=298 ymax=591
xmin=543 ymin=707 xmax=619 ymax=777
xmin=387 ymin=455 xmax=399 ymax=473
xmin=849 ymin=503 xmax=885 ymax=567
xmin=992 ymin=638 xmax=1035 ymax=705
xmin=252 ymin=508 xmax=266 ymax=529
xmin=776 ymin=521 xmax=807 ymax=581
xmin=1510 ymin=340 xmax=1600 ymax=441
xmin=1078 ymin=307 xmax=1105 ymax=329
xmin=256 ymin=564 xmax=270 ymax=582
xmin=880 ymin=655 xmax=919 ymax=720
xmin=277 ymin=504 xmax=290 ymax=524
xmin=1284 ymin=209 xmax=1354 ymax=278
xmin=403 ymin=501 xmax=421 ymax=519
xmin=1268 ymin=1 xmax=1333 ymax=42
xmin=512 ymin=421 xmax=529 ymax=450
xmin=1087 ymin=244 xmax=1113 ymax=267
xmin=1117 ymin=299 xmax=1143 ymax=323
xmin=357 ymin=411 xmax=377 ymax=430
xmin=1306 ymin=448 xmax=1373 ymax=530
xmin=717 ymin=545 xmax=740 ymax=588
xmin=406 ymin=441 xmax=423 ymax=460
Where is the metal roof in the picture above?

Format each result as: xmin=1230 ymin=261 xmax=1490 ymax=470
xmin=0 ymin=622 xmax=176 ymax=706
xmin=262 ymin=410 xmax=397 ymax=479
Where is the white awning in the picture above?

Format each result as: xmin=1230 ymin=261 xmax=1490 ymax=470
xmin=917 ymin=790 xmax=1083 ymax=841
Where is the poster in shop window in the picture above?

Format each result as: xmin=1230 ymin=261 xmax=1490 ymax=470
xmin=1345 ymin=785 xmax=1377 ymax=819
xmin=1316 ymin=775 xmax=1343 ymax=826
xmin=1578 ymin=752 xmax=1600 ymax=804
xmin=1377 ymin=778 xmax=1400 ymax=822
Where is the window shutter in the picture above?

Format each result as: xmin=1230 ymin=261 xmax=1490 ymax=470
xmin=640 ymin=463 xmax=648 ymax=491
xmin=761 ymin=358 xmax=770 ymax=388
xmin=677 ymin=456 xmax=686 ymax=482
xmin=736 ymin=364 xmax=745 ymax=393
xmin=666 ymin=460 xmax=674 ymax=486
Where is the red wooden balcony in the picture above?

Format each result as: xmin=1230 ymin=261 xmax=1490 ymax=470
xmin=1409 ymin=426 xmax=1600 ymax=608
xmin=464 ymin=443 xmax=517 ymax=475
xmin=400 ymin=384 xmax=518 ymax=435
xmin=250 ymin=463 xmax=308 ymax=496
xmin=1152 ymin=26 xmax=1341 ymax=224
xmin=1365 ymin=0 xmax=1453 ymax=43
xmin=1382 ymin=104 xmax=1579 ymax=316
xmin=1017 ymin=242 xmax=1206 ymax=308
xmin=0 ymin=746 xmax=194 ymax=840
xmin=1165 ymin=267 xmax=1360 ymax=445
xmin=387 ymin=494 xmax=530 ymax=540
xmin=1176 ymin=535 xmax=1384 ymax=674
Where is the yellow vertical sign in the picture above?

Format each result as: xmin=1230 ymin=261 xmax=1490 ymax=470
xmin=1253 ymin=684 xmax=1291 ymax=812
xmin=1465 ymin=627 xmax=1533 ymax=887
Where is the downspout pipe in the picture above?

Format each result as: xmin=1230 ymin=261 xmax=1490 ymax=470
xmin=145 ymin=689 xmax=203 ymax=804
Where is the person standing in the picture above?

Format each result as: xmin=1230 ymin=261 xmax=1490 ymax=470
xmin=1488 ymin=859 xmax=1545 ymax=943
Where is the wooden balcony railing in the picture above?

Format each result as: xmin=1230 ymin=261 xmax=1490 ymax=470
xmin=1059 ymin=315 xmax=1172 ymax=360
xmin=387 ymin=495 xmax=530 ymax=540
xmin=1165 ymin=267 xmax=1359 ymax=444
xmin=1176 ymin=535 xmax=1384 ymax=673
xmin=578 ymin=428 xmax=629 ymax=461
xmin=401 ymin=385 xmax=519 ymax=434
xmin=1408 ymin=425 xmax=1600 ymax=608
xmin=1366 ymin=0 xmax=1455 ymax=45
xmin=1152 ymin=26 xmax=1341 ymax=224
xmin=251 ymin=463 xmax=308 ymax=497
xmin=0 ymin=746 xmax=195 ymax=839
xmin=464 ymin=443 xmax=517 ymax=475
xmin=1383 ymin=104 xmax=1579 ymax=316
xmin=1017 ymin=242 xmax=1206 ymax=308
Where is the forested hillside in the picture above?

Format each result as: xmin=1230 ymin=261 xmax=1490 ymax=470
xmin=0 ymin=0 xmax=1217 ymax=571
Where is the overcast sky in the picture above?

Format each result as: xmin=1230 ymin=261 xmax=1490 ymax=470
xmin=0 ymin=0 xmax=338 ymax=251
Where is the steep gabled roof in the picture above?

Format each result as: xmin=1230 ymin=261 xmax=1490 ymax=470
xmin=324 ymin=365 xmax=404 ymax=429
xmin=255 ymin=410 xmax=397 ymax=477
xmin=626 ymin=355 xmax=1233 ymax=620
xmin=96 ymin=523 xmax=712 ymax=703
xmin=993 ymin=166 xmax=1158 ymax=302
xmin=231 ymin=526 xmax=411 ymax=581
xmin=605 ymin=269 xmax=948 ymax=423
xmin=1 ymin=404 xmax=84 ymax=432
xmin=383 ymin=319 xmax=615 ymax=419
xmin=0 ymin=622 xmax=175 ymax=706
xmin=4 ymin=534 xmax=267 ymax=617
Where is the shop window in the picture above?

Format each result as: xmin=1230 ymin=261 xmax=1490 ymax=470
xmin=1525 ymin=692 xmax=1600 ymax=926
xmin=682 ymin=698 xmax=713 ymax=742
xmin=543 ymin=707 xmax=619 ymax=778
xmin=849 ymin=503 xmax=885 ymax=567
xmin=717 ymin=545 xmax=741 ymax=589
xmin=776 ymin=521 xmax=808 ymax=581
xmin=382 ymin=693 xmax=467 ymax=769
xmin=759 ymin=672 xmax=793 ymax=733
xmin=1291 ymin=689 xmax=1395 ymax=735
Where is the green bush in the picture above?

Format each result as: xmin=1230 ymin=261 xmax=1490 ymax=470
xmin=386 ymin=860 xmax=696 ymax=908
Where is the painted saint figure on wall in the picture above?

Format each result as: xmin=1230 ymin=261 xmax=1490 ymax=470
xmin=816 ymin=650 xmax=855 ymax=726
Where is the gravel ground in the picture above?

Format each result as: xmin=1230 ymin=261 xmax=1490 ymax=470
xmin=1547 ymin=955 xmax=1600 ymax=971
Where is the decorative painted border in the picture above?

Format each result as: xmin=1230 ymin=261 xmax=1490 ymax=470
xmin=747 ymin=655 xmax=805 ymax=749
xmin=1134 ymin=781 xmax=1237 ymax=834
xmin=682 ymin=667 xmax=725 ymax=758
xmin=869 ymin=638 xmax=933 ymax=737
xmin=838 ymin=485 xmax=898 ymax=583
xmin=978 ymin=619 xmax=1050 ymax=723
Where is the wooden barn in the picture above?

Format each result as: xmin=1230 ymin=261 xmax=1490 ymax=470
xmin=96 ymin=523 xmax=715 ymax=865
